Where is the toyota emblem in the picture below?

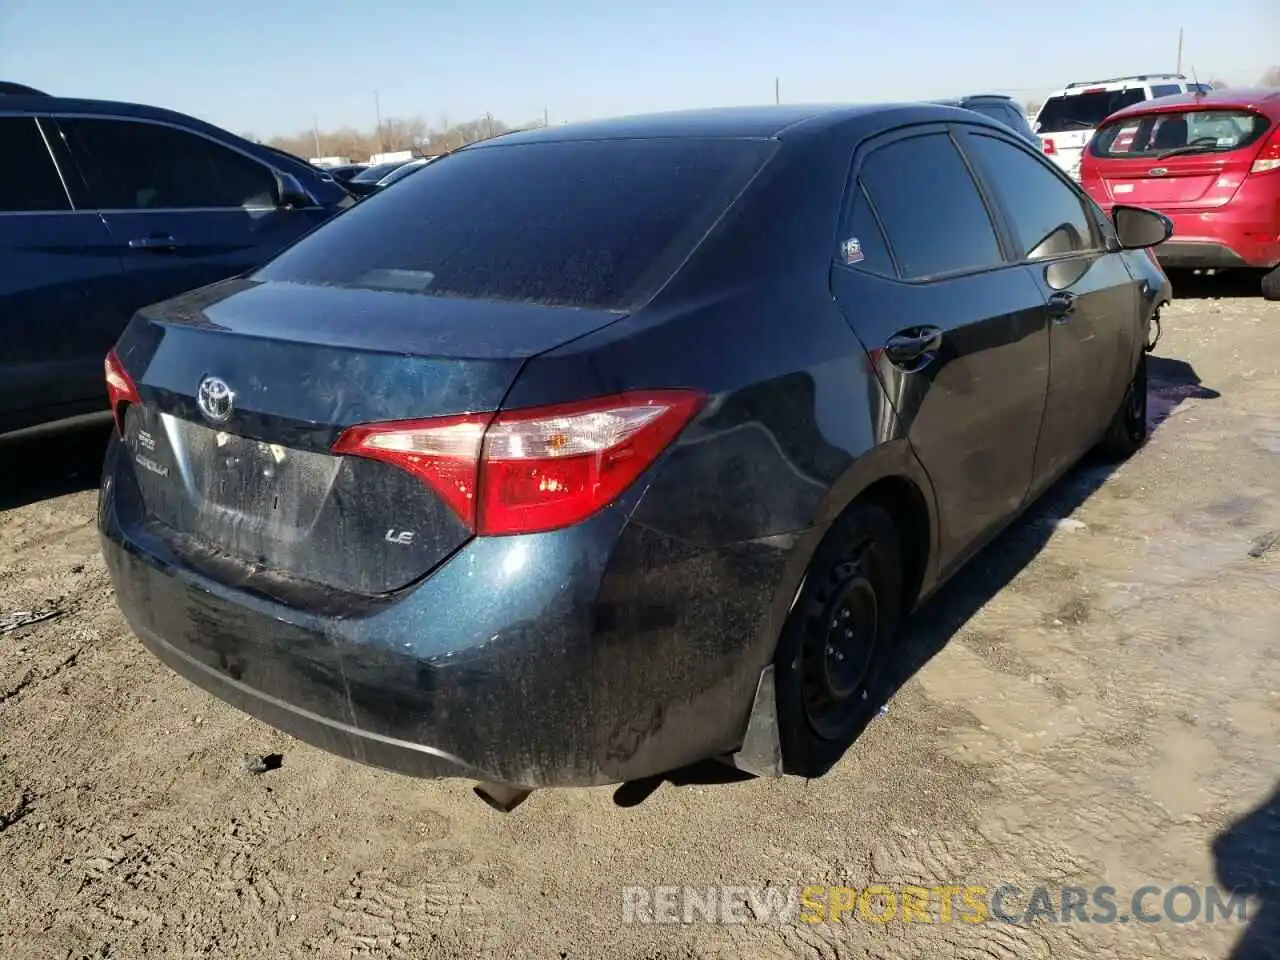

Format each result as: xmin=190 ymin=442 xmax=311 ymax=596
xmin=1148 ymin=167 xmax=1168 ymax=177
xmin=196 ymin=376 xmax=234 ymax=423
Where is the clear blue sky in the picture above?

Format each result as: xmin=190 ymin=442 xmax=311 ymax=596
xmin=2 ymin=0 xmax=1276 ymax=138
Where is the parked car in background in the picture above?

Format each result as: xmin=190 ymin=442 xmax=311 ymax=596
xmin=324 ymin=163 xmax=368 ymax=183
xmin=98 ymin=103 xmax=1171 ymax=810
xmin=1035 ymin=73 xmax=1212 ymax=180
xmin=1081 ymin=87 xmax=1280 ymax=299
xmin=933 ymin=94 xmax=1039 ymax=145
xmin=0 ymin=80 xmax=49 ymax=95
xmin=0 ymin=88 xmax=352 ymax=439
xmin=372 ymin=155 xmax=438 ymax=190
xmin=344 ymin=160 xmax=412 ymax=197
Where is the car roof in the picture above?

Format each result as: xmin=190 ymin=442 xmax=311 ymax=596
xmin=465 ymin=102 xmax=1001 ymax=147
xmin=0 ymin=81 xmax=48 ymax=95
xmin=1107 ymin=87 xmax=1280 ymax=121
xmin=0 ymin=93 xmax=280 ymax=149
xmin=934 ymin=94 xmax=1016 ymax=106
xmin=1052 ymin=73 xmax=1188 ymax=94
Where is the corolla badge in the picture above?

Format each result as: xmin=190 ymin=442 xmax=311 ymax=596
xmin=196 ymin=376 xmax=235 ymax=423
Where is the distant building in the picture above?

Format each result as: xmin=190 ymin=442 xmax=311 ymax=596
xmin=369 ymin=150 xmax=414 ymax=164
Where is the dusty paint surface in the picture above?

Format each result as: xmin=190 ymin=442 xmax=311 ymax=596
xmin=0 ymin=276 xmax=1277 ymax=959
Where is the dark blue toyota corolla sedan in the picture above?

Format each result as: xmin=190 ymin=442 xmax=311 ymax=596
xmin=98 ymin=104 xmax=1172 ymax=810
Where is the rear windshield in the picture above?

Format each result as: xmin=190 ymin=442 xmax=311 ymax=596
xmin=1091 ymin=109 xmax=1272 ymax=159
xmin=254 ymin=137 xmax=775 ymax=311
xmin=1036 ymin=89 xmax=1148 ymax=133
xmin=350 ymin=162 xmax=405 ymax=183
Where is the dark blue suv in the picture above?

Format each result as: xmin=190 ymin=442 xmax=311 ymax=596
xmin=0 ymin=90 xmax=352 ymax=438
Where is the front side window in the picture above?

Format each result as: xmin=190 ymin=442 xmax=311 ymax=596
xmin=858 ymin=133 xmax=1003 ymax=280
xmin=1036 ymin=89 xmax=1147 ymax=133
xmin=1091 ymin=109 xmax=1271 ymax=158
xmin=963 ymin=133 xmax=1098 ymax=261
xmin=0 ymin=117 xmax=70 ymax=212
xmin=62 ymin=118 xmax=277 ymax=210
xmin=255 ymin=137 xmax=776 ymax=311
xmin=1150 ymin=84 xmax=1182 ymax=98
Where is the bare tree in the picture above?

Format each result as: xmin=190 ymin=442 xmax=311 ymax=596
xmin=265 ymin=114 xmax=511 ymax=161
xmin=1261 ymin=66 xmax=1280 ymax=86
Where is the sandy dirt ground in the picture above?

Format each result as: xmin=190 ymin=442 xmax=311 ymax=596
xmin=0 ymin=275 xmax=1277 ymax=960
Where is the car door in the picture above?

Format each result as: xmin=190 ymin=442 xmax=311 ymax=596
xmin=956 ymin=127 xmax=1141 ymax=495
xmin=52 ymin=115 xmax=318 ymax=317
xmin=0 ymin=114 xmax=131 ymax=431
xmin=828 ymin=127 xmax=1051 ymax=572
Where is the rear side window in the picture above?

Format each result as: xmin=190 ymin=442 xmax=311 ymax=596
xmin=1036 ymin=89 xmax=1147 ymax=133
xmin=62 ymin=118 xmax=277 ymax=210
xmin=1150 ymin=84 xmax=1182 ymax=98
xmin=1091 ymin=110 xmax=1271 ymax=158
xmin=835 ymin=187 xmax=894 ymax=276
xmin=969 ymin=103 xmax=1008 ymax=125
xmin=0 ymin=117 xmax=70 ymax=212
xmin=858 ymin=133 xmax=1002 ymax=280
xmin=255 ymin=137 xmax=776 ymax=311
xmin=962 ymin=133 xmax=1098 ymax=260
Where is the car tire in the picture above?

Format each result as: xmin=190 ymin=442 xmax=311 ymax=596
xmin=774 ymin=501 xmax=903 ymax=779
xmin=1261 ymin=266 xmax=1280 ymax=302
xmin=1095 ymin=351 xmax=1149 ymax=461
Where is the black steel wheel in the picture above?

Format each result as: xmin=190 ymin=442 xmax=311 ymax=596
xmin=775 ymin=502 xmax=903 ymax=777
xmin=1096 ymin=351 xmax=1148 ymax=461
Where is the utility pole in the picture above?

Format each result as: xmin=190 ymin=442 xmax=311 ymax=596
xmin=311 ymin=114 xmax=322 ymax=158
xmin=486 ymin=111 xmax=494 ymax=138
xmin=374 ymin=91 xmax=384 ymax=153
xmin=543 ymin=105 xmax=549 ymax=128
xmin=1176 ymin=27 xmax=1184 ymax=74
xmin=775 ymin=77 xmax=781 ymax=105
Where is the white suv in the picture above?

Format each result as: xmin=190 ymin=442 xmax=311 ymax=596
xmin=1034 ymin=73 xmax=1212 ymax=180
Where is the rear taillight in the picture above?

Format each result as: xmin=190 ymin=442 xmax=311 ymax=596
xmin=1042 ymin=137 xmax=1056 ymax=155
xmin=1250 ymin=125 xmax=1280 ymax=174
xmin=332 ymin=390 xmax=706 ymax=536
xmin=104 ymin=349 xmax=140 ymax=435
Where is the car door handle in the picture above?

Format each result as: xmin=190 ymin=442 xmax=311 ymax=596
xmin=884 ymin=327 xmax=943 ymax=367
xmin=127 ymin=234 xmax=180 ymax=251
xmin=1047 ymin=291 xmax=1077 ymax=320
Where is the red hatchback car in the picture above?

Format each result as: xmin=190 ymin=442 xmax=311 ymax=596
xmin=1080 ymin=88 xmax=1280 ymax=299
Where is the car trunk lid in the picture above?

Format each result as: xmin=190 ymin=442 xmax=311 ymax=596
xmin=113 ymin=278 xmax=623 ymax=596
xmin=1094 ymin=153 xmax=1245 ymax=206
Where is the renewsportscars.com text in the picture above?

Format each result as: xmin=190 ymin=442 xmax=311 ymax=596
xmin=621 ymin=883 xmax=1251 ymax=926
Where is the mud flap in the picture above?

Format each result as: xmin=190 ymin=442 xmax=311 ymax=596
xmin=1145 ymin=307 xmax=1163 ymax=353
xmin=727 ymin=665 xmax=783 ymax=778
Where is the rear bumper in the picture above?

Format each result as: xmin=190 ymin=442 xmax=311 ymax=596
xmin=1108 ymin=201 xmax=1280 ymax=270
xmin=98 ymin=434 xmax=788 ymax=788
xmin=1155 ymin=241 xmax=1258 ymax=269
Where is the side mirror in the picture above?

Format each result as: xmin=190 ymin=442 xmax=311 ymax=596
xmin=1111 ymin=205 xmax=1173 ymax=250
xmin=273 ymin=171 xmax=313 ymax=209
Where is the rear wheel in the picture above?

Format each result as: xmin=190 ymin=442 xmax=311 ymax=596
xmin=1262 ymin=265 xmax=1280 ymax=302
xmin=1095 ymin=351 xmax=1148 ymax=461
xmin=774 ymin=502 xmax=903 ymax=778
